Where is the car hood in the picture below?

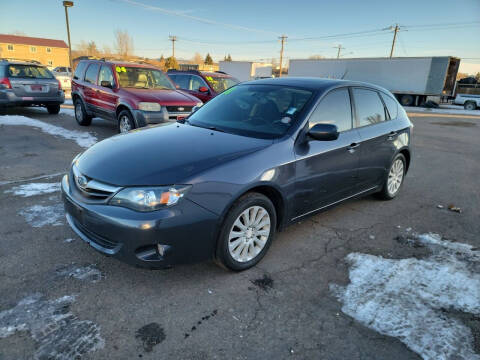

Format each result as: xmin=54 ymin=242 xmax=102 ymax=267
xmin=76 ymin=123 xmax=272 ymax=186
xmin=121 ymin=88 xmax=199 ymax=104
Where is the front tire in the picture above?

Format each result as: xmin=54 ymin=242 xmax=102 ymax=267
xmin=74 ymin=98 xmax=92 ymax=126
xmin=464 ymin=101 xmax=477 ymax=111
xmin=117 ymin=110 xmax=136 ymax=134
xmin=377 ymin=153 xmax=406 ymax=200
xmin=215 ymin=193 xmax=277 ymax=271
xmin=46 ymin=104 xmax=60 ymax=114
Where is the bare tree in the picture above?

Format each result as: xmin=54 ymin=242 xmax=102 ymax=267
xmin=191 ymin=52 xmax=203 ymax=65
xmin=114 ymin=30 xmax=134 ymax=59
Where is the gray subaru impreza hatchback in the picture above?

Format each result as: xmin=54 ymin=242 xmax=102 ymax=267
xmin=62 ymin=77 xmax=412 ymax=271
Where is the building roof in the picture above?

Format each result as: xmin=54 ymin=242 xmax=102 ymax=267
xmin=0 ymin=34 xmax=68 ymax=48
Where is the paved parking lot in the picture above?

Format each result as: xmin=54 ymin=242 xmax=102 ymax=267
xmin=0 ymin=106 xmax=479 ymax=360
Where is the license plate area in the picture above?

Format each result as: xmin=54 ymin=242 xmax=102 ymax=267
xmin=30 ymin=84 xmax=44 ymax=92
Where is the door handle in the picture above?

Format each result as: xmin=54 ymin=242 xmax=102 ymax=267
xmin=347 ymin=142 xmax=360 ymax=153
xmin=387 ymin=131 xmax=397 ymax=140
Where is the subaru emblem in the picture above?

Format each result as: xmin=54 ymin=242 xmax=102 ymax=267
xmin=77 ymin=175 xmax=88 ymax=188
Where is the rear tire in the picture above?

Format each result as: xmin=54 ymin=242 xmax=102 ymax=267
xmin=117 ymin=110 xmax=136 ymax=134
xmin=399 ymin=95 xmax=414 ymax=107
xmin=464 ymin=101 xmax=477 ymax=111
xmin=214 ymin=192 xmax=276 ymax=271
xmin=46 ymin=104 xmax=60 ymax=114
xmin=377 ymin=153 xmax=406 ymax=200
xmin=74 ymin=98 xmax=92 ymax=126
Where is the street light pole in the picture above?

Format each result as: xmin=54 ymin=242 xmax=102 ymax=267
xmin=63 ymin=1 xmax=74 ymax=70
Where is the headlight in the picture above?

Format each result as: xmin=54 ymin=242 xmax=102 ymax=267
xmin=138 ymin=102 xmax=161 ymax=112
xmin=110 ymin=185 xmax=191 ymax=212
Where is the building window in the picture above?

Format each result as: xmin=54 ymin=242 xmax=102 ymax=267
xmin=30 ymin=46 xmax=37 ymax=53
xmin=46 ymin=47 xmax=51 ymax=53
xmin=47 ymin=60 xmax=53 ymax=66
xmin=7 ymin=44 xmax=14 ymax=51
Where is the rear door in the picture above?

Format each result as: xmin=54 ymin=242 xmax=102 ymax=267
xmin=96 ymin=65 xmax=117 ymax=120
xmin=82 ymin=63 xmax=100 ymax=113
xmin=293 ymin=88 xmax=362 ymax=218
xmin=351 ymin=87 xmax=397 ymax=189
xmin=7 ymin=64 xmax=59 ymax=99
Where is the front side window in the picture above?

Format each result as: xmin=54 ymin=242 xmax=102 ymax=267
xmin=84 ymin=63 xmax=100 ymax=84
xmin=7 ymin=44 xmax=14 ymax=51
xmin=190 ymin=75 xmax=208 ymax=91
xmin=353 ymin=88 xmax=386 ymax=127
xmin=30 ymin=46 xmax=36 ymax=53
xmin=309 ymin=88 xmax=352 ymax=132
xmin=188 ymin=84 xmax=313 ymax=139
xmin=116 ymin=66 xmax=175 ymax=90
xmin=7 ymin=65 xmax=53 ymax=79
xmin=169 ymin=74 xmax=189 ymax=89
xmin=205 ymin=75 xmax=239 ymax=93
xmin=380 ymin=93 xmax=398 ymax=119
xmin=98 ymin=65 xmax=114 ymax=86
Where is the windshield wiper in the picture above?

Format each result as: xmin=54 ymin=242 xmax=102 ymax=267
xmin=184 ymin=121 xmax=225 ymax=133
xmin=207 ymin=126 xmax=225 ymax=133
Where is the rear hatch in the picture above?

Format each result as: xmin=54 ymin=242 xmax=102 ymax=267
xmin=7 ymin=64 xmax=60 ymax=98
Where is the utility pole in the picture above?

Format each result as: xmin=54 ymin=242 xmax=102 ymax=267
xmin=169 ymin=35 xmax=177 ymax=58
xmin=63 ymin=1 xmax=74 ymax=70
xmin=278 ymin=35 xmax=287 ymax=78
xmin=389 ymin=24 xmax=400 ymax=58
xmin=333 ymin=45 xmax=345 ymax=59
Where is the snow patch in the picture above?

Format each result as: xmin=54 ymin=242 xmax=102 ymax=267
xmin=0 ymin=115 xmax=97 ymax=148
xmin=5 ymin=182 xmax=60 ymax=197
xmin=404 ymin=105 xmax=480 ymax=116
xmin=331 ymin=233 xmax=480 ymax=360
xmin=56 ymin=264 xmax=103 ymax=283
xmin=19 ymin=203 xmax=64 ymax=227
xmin=60 ymin=108 xmax=75 ymax=117
xmin=0 ymin=294 xmax=104 ymax=359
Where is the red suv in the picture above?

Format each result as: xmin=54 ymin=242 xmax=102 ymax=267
xmin=167 ymin=70 xmax=239 ymax=103
xmin=71 ymin=60 xmax=202 ymax=133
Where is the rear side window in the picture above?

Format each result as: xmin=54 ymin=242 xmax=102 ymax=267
xmin=352 ymin=88 xmax=386 ymax=127
xmin=380 ymin=93 xmax=398 ymax=119
xmin=73 ymin=62 xmax=87 ymax=80
xmin=7 ymin=65 xmax=53 ymax=79
xmin=309 ymin=88 xmax=352 ymax=132
xmin=84 ymin=63 xmax=100 ymax=84
xmin=169 ymin=74 xmax=189 ymax=89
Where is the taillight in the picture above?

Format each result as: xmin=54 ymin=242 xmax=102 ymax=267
xmin=57 ymin=79 xmax=62 ymax=90
xmin=0 ymin=77 xmax=12 ymax=89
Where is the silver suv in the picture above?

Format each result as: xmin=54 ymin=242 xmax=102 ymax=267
xmin=0 ymin=59 xmax=65 ymax=114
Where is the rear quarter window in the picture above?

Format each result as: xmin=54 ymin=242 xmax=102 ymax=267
xmin=73 ymin=62 xmax=88 ymax=80
xmin=380 ymin=93 xmax=398 ymax=119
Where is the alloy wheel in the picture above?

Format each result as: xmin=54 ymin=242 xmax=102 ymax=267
xmin=387 ymin=158 xmax=404 ymax=196
xmin=228 ymin=206 xmax=271 ymax=263
xmin=119 ymin=116 xmax=132 ymax=133
xmin=75 ymin=103 xmax=82 ymax=122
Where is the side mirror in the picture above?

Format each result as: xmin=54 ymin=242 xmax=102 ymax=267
xmin=100 ymin=80 xmax=113 ymax=89
xmin=198 ymin=86 xmax=209 ymax=93
xmin=308 ymin=123 xmax=339 ymax=141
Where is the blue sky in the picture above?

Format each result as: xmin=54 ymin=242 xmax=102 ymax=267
xmin=1 ymin=0 xmax=479 ymax=68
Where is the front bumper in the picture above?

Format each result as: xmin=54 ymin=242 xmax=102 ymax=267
xmin=132 ymin=109 xmax=192 ymax=127
xmin=61 ymin=174 xmax=219 ymax=268
xmin=0 ymin=89 xmax=64 ymax=106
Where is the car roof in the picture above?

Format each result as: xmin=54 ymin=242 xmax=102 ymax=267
xmin=0 ymin=59 xmax=44 ymax=66
xmin=242 ymin=77 xmax=391 ymax=94
xmin=79 ymin=59 xmax=159 ymax=70
xmin=168 ymin=70 xmax=234 ymax=78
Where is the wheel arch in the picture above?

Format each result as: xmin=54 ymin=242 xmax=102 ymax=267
xmin=398 ymin=148 xmax=411 ymax=173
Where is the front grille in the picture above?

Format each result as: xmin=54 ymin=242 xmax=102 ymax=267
xmin=166 ymin=106 xmax=193 ymax=113
xmin=72 ymin=217 xmax=119 ymax=250
xmin=72 ymin=165 xmax=121 ymax=200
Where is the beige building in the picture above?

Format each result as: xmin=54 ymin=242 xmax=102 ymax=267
xmin=0 ymin=34 xmax=69 ymax=68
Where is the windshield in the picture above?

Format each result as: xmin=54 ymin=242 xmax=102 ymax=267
xmin=8 ymin=65 xmax=54 ymax=79
xmin=205 ymin=75 xmax=239 ymax=93
xmin=116 ymin=66 xmax=175 ymax=90
xmin=188 ymin=84 xmax=313 ymax=139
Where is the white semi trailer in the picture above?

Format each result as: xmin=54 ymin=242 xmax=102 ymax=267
xmin=288 ymin=57 xmax=460 ymax=106
xmin=219 ymin=61 xmax=272 ymax=82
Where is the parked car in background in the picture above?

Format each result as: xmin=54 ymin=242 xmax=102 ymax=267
xmin=454 ymin=93 xmax=479 ymax=110
xmin=62 ymin=78 xmax=412 ymax=271
xmin=71 ymin=59 xmax=202 ymax=133
xmin=168 ymin=69 xmax=239 ymax=103
xmin=0 ymin=59 xmax=64 ymax=113
xmin=53 ymin=66 xmax=72 ymax=76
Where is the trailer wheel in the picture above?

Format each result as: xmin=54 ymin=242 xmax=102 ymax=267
xmin=400 ymin=95 xmax=414 ymax=107
xmin=464 ymin=101 xmax=477 ymax=111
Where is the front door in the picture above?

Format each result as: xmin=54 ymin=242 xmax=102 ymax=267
xmin=96 ymin=65 xmax=118 ymax=121
xmin=293 ymin=88 xmax=361 ymax=219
